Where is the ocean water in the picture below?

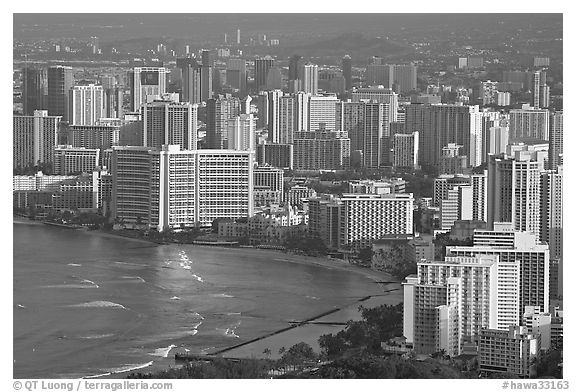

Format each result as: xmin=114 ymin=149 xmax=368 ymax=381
xmin=13 ymin=222 xmax=393 ymax=379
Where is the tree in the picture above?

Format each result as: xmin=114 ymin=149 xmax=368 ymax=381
xmin=318 ymin=333 xmax=347 ymax=359
xmin=280 ymin=342 xmax=317 ymax=366
xmin=262 ymin=348 xmax=271 ymax=359
xmin=358 ymin=247 xmax=372 ymax=264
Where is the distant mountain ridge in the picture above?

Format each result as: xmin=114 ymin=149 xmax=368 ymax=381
xmin=282 ymin=32 xmax=411 ymax=59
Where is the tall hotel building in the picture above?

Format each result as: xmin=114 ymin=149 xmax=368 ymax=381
xmin=111 ymin=146 xmax=154 ymax=226
xmin=339 ymin=193 xmax=413 ymax=251
xmin=53 ymin=145 xmax=100 ymax=175
xmin=68 ymin=124 xmax=120 ymax=150
xmin=14 ymin=110 xmax=61 ymax=169
xmin=403 ymin=254 xmax=520 ymax=356
xmin=142 ymin=100 xmax=198 ymax=151
xmin=447 ymin=226 xmax=550 ymax=318
xmin=196 ymin=150 xmax=254 ymax=226
xmin=69 ymin=84 xmax=105 ymax=126
xmin=112 ymin=146 xmax=253 ymax=230
xmin=128 ymin=67 xmax=167 ymax=112
xmin=47 ymin=65 xmax=74 ymax=121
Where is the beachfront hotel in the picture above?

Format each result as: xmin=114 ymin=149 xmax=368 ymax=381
xmin=112 ymin=145 xmax=254 ymax=231
xmin=339 ymin=193 xmax=414 ymax=251
xmin=13 ymin=110 xmax=61 ymax=170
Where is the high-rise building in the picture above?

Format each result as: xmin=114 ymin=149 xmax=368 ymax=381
xmin=227 ymin=114 xmax=255 ymax=151
xmin=439 ymin=144 xmax=467 ymax=175
xmin=509 ymin=106 xmax=549 ymax=141
xmin=487 ymin=155 xmax=543 ymax=238
xmin=142 ymin=99 xmax=198 ymax=151
xmin=342 ymin=55 xmax=352 ymax=91
xmin=100 ymin=77 xmax=123 ymax=119
xmin=256 ymin=143 xmax=293 ymax=169
xmin=113 ymin=145 xmax=253 ymax=230
xmin=308 ymin=194 xmax=342 ymax=249
xmin=206 ymin=94 xmax=241 ymax=149
xmin=196 ymin=149 xmax=254 ymax=226
xmin=308 ymin=95 xmax=338 ymax=132
xmin=254 ymin=56 xmax=275 ymax=90
xmin=200 ymin=66 xmax=213 ymax=101
xmin=128 ymin=67 xmax=167 ymax=112
xmin=404 ymin=254 xmax=520 ymax=356
xmin=111 ymin=146 xmax=154 ymax=226
xmin=253 ymin=165 xmax=284 ymax=206
xmin=393 ymin=132 xmax=419 ymax=170
xmin=53 ymin=145 xmax=100 ymax=175
xmin=226 ymin=58 xmax=247 ymax=95
xmin=447 ymin=226 xmax=550 ymax=318
xmin=390 ymin=64 xmax=417 ymax=94
xmin=532 ymin=71 xmax=541 ymax=109
xmin=433 ymin=174 xmax=472 ymax=207
xmin=22 ymin=67 xmax=48 ymax=115
xmin=293 ymin=131 xmax=350 ymax=170
xmin=265 ymin=67 xmax=282 ymax=90
xmin=351 ymin=86 xmax=398 ymax=121
xmin=181 ymin=64 xmax=202 ymax=104
xmin=364 ymin=63 xmax=417 ymax=94
xmin=339 ymin=193 xmax=414 ymax=251
xmin=340 ymin=101 xmax=365 ymax=156
xmin=47 ymin=65 xmax=74 ymax=122
xmin=68 ymin=124 xmax=120 ymax=150
xmin=540 ymin=168 xmax=562 ymax=265
xmin=13 ymin=110 xmax=61 ymax=169
xmin=405 ymin=104 xmax=482 ymax=167
xmin=300 ymin=63 xmax=318 ymax=95
xmin=201 ymin=49 xmax=215 ymax=68
xmin=548 ymin=111 xmax=563 ymax=170
xmin=363 ymin=102 xmax=389 ymax=168
xmin=69 ymin=84 xmax=105 ymax=126
xmin=288 ymin=55 xmax=302 ymax=84
xmin=278 ymin=95 xmax=297 ymax=144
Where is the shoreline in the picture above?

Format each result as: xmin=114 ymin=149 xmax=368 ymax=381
xmin=14 ymin=216 xmax=400 ymax=284
xmin=15 ymin=216 xmax=403 ymax=379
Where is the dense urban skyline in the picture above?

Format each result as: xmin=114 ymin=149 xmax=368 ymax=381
xmin=12 ymin=12 xmax=565 ymax=383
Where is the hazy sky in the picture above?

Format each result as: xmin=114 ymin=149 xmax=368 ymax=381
xmin=13 ymin=14 xmax=562 ymax=41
